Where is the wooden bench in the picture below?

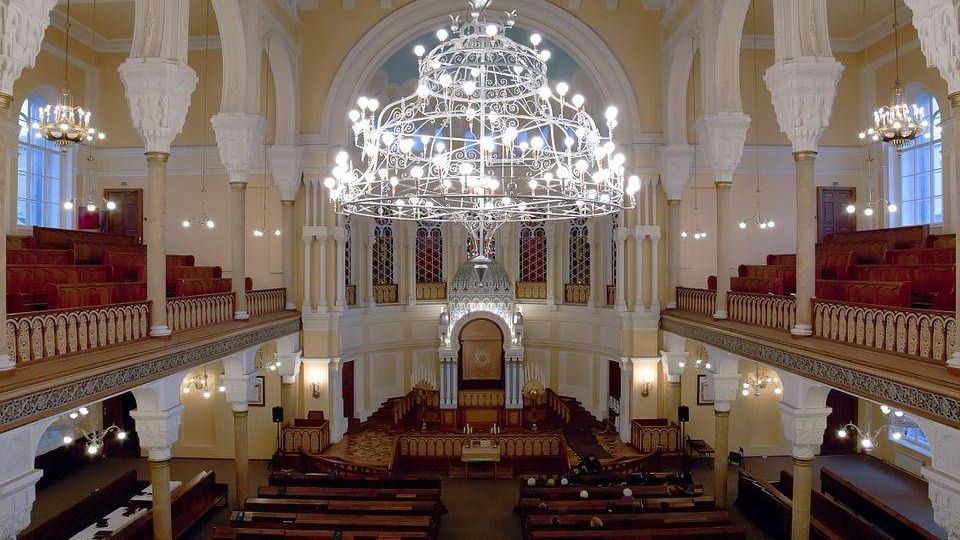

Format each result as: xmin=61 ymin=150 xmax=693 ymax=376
xmin=33 ymin=226 xmax=139 ymax=250
xmin=820 ymin=467 xmax=940 ymax=540
xmin=7 ymin=248 xmax=74 ymax=265
xmin=269 ymin=472 xmax=442 ymax=489
xmin=729 ymin=276 xmax=785 ymax=295
xmin=520 ymin=484 xmax=702 ymax=500
xmin=817 ymin=240 xmax=889 ymax=265
xmin=516 ymin=496 xmax=716 ymax=515
xmin=47 ymin=281 xmax=147 ymax=309
xmin=111 ymin=470 xmax=228 ymax=539
xmin=167 ymin=265 xmax=223 ymax=294
xmin=19 ymin=470 xmax=146 ymax=540
xmin=213 ymin=527 xmax=430 ymax=539
xmin=258 ymin=485 xmax=442 ymax=502
xmin=886 ymin=247 xmax=955 ymax=265
xmin=777 ymin=470 xmax=894 ymax=540
xmin=524 ymin=511 xmax=729 ymax=531
xmin=7 ymin=264 xmax=112 ymax=311
xmin=824 ymin=224 xmax=929 ymax=250
xmin=927 ymin=234 xmax=955 ymax=249
xmin=815 ymin=279 xmax=913 ymax=308
xmin=526 ymin=526 xmax=745 ymax=539
xmin=737 ymin=265 xmax=796 ymax=292
xmin=230 ymin=511 xmax=433 ymax=534
xmin=244 ymin=497 xmax=442 ymax=519
xmin=174 ymin=277 xmax=234 ymax=297
xmin=850 ymin=264 xmax=955 ymax=308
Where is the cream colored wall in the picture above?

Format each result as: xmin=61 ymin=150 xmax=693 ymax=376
xmin=857 ymin=400 xmax=931 ymax=476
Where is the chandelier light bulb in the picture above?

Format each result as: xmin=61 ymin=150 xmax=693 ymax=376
xmin=274 ymin=229 xmax=282 ymax=236
xmin=79 ymin=407 xmax=89 ymax=415
xmin=530 ymin=33 xmax=542 ymax=47
xmin=116 ymin=431 xmax=127 ymax=441
xmin=87 ymin=444 xmax=99 ymax=455
xmin=86 ymin=203 xmax=97 ymax=212
xmin=864 ymin=207 xmax=874 ymax=217
xmin=738 ymin=221 xmax=747 ymax=229
xmin=63 ymin=200 xmax=74 ymax=210
xmin=182 ymin=220 xmax=191 ymax=228
xmin=681 ymin=231 xmax=688 ymax=238
xmin=218 ymin=385 xmax=226 ymax=393
xmin=860 ymin=438 xmax=873 ymax=450
xmin=892 ymin=431 xmax=903 ymax=440
xmin=539 ymin=49 xmax=551 ymax=61
xmin=845 ymin=204 xmax=856 ymax=214
xmin=767 ymin=220 xmax=775 ymax=228
xmin=572 ymin=94 xmax=585 ymax=108
xmin=105 ymin=200 xmax=117 ymax=211
xmin=206 ymin=220 xmax=216 ymax=229
xmin=357 ymin=96 xmax=369 ymax=109
xmin=887 ymin=203 xmax=898 ymax=213
xmin=182 ymin=386 xmax=190 ymax=394
xmin=555 ymin=82 xmax=569 ymax=96
xmin=880 ymin=405 xmax=891 ymax=415
xmin=774 ymin=387 xmax=782 ymax=395
xmin=485 ymin=23 xmax=498 ymax=37
xmin=437 ymin=29 xmax=449 ymax=41
xmin=368 ymin=99 xmax=380 ymax=112
xmin=605 ymin=106 xmax=619 ymax=121
xmin=414 ymin=44 xmax=426 ymax=57
xmin=759 ymin=221 xmax=767 ymax=229
xmin=69 ymin=412 xmax=79 ymax=419
xmin=894 ymin=410 xmax=904 ymax=418
xmin=202 ymin=390 xmax=212 ymax=400
xmin=63 ymin=435 xmax=74 ymax=444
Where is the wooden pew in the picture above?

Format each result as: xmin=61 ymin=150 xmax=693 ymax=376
xmin=737 ymin=265 xmax=796 ymax=292
xmin=815 ymin=279 xmax=913 ymax=308
xmin=820 ymin=467 xmax=940 ymax=540
xmin=230 ymin=511 xmax=433 ymax=534
xmin=817 ymin=240 xmax=889 ymax=265
xmin=7 ymin=264 xmax=112 ymax=311
xmin=729 ymin=276 xmax=785 ymax=295
xmin=777 ymin=470 xmax=894 ymax=540
xmin=33 ymin=226 xmax=139 ymax=250
xmin=47 ymin=281 xmax=147 ymax=309
xmin=167 ymin=265 xmax=223 ymax=294
xmin=520 ymin=484 xmax=703 ymax=500
xmin=174 ymin=277 xmax=234 ymax=297
xmin=849 ymin=264 xmax=955 ymax=308
xmin=72 ymin=242 xmax=145 ymax=265
xmin=823 ymin=224 xmax=929 ymax=250
xmin=269 ymin=472 xmax=442 ymax=490
xmin=19 ymin=470 xmax=147 ymax=540
xmin=112 ymin=470 xmax=228 ymax=540
xmin=258 ymin=485 xmax=442 ymax=502
xmin=7 ymin=248 xmax=74 ymax=265
xmin=516 ymin=496 xmax=716 ymax=515
xmin=526 ymin=526 xmax=746 ymax=539
xmin=886 ymin=247 xmax=955 ymax=265
xmin=244 ymin=497 xmax=443 ymax=520
xmin=213 ymin=527 xmax=430 ymax=539
xmin=524 ymin=511 xmax=729 ymax=531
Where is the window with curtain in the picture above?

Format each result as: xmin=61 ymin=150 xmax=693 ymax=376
xmin=17 ymin=93 xmax=64 ymax=227
xmin=568 ymin=218 xmax=590 ymax=285
xmin=372 ymin=218 xmax=394 ymax=285
xmin=899 ymin=91 xmax=942 ymax=225
xmin=519 ymin=222 xmax=546 ymax=283
xmin=416 ymin=222 xmax=443 ymax=283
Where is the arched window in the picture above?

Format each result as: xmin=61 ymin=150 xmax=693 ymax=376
xmin=416 ymin=222 xmax=443 ymax=283
xmin=519 ymin=221 xmax=546 ymax=283
xmin=17 ymin=92 xmax=65 ymax=227
xmin=343 ymin=216 xmax=352 ymax=286
xmin=899 ymin=91 xmax=942 ymax=225
xmin=372 ymin=218 xmax=394 ymax=285
xmin=568 ymin=218 xmax=590 ymax=285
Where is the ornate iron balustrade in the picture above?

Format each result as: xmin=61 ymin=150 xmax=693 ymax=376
xmin=166 ymin=292 xmax=235 ymax=332
xmin=247 ymin=288 xmax=287 ymax=316
xmin=813 ymin=299 xmax=956 ymax=362
xmin=7 ymin=301 xmax=151 ymax=363
xmin=728 ymin=291 xmax=797 ymax=331
xmin=675 ymin=287 xmax=716 ymax=316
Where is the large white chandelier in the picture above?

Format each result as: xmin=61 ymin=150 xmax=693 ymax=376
xmin=326 ymin=0 xmax=637 ymax=256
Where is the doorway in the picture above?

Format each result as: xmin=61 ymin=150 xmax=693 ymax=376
xmin=817 ymin=186 xmax=856 ymax=242
xmin=820 ymin=390 xmax=859 ymax=455
xmin=103 ymin=189 xmax=144 ymax=240
xmin=608 ymin=360 xmax=621 ymax=428
xmin=341 ymin=360 xmax=355 ymax=423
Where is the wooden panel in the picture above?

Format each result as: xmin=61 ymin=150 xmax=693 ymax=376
xmin=818 ymin=186 xmax=857 ymax=242
xmin=104 ymin=189 xmax=144 ymax=241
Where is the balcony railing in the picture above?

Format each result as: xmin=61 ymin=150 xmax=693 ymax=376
xmin=281 ymin=422 xmax=331 ymax=454
xmin=564 ymin=284 xmax=590 ymax=304
xmin=814 ymin=299 xmax=956 ymax=362
xmin=247 ymin=288 xmax=286 ymax=316
xmin=373 ymin=284 xmax=399 ymax=304
xmin=672 ymin=286 xmax=958 ymax=364
xmin=415 ymin=282 xmax=447 ymax=301
xmin=7 ymin=301 xmax=151 ymax=363
xmin=516 ymin=281 xmax=547 ymax=300
xmin=167 ymin=292 xmax=235 ymax=332
xmin=728 ymin=291 xmax=796 ymax=332
xmin=676 ymin=286 xmax=716 ymax=316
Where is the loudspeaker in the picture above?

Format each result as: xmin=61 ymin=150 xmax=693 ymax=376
xmin=678 ymin=405 xmax=690 ymax=423
xmin=272 ymin=406 xmax=284 ymax=423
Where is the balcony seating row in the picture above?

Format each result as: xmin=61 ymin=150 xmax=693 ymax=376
xmin=850 ymin=264 xmax=955 ymax=309
xmin=928 ymin=233 xmax=955 ymax=249
xmin=7 ymin=248 xmax=75 ymax=266
xmin=815 ymin=280 xmax=913 ymax=308
xmin=106 ymin=252 xmax=196 ymax=282
xmin=823 ymin=224 xmax=929 ymax=250
xmin=7 ymin=265 xmax=111 ymax=312
xmin=31 ymin=226 xmax=139 ymax=249
xmin=885 ymin=246 xmax=955 ymax=265
xmin=730 ymin=276 xmax=785 ymax=295
xmin=166 ymin=266 xmax=223 ymax=294
xmin=47 ymin=281 xmax=148 ymax=310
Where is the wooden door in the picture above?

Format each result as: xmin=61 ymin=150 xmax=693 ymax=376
xmin=104 ymin=189 xmax=144 ymax=241
xmin=341 ymin=360 xmax=355 ymax=421
xmin=817 ymin=187 xmax=857 ymax=242
xmin=820 ymin=390 xmax=858 ymax=455
xmin=608 ymin=360 xmax=621 ymax=427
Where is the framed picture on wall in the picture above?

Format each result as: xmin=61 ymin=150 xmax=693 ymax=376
xmin=248 ymin=375 xmax=265 ymax=407
xmin=697 ymin=375 xmax=715 ymax=406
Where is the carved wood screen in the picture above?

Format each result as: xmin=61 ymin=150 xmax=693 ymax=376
xmin=459 ymin=318 xmax=504 ymax=385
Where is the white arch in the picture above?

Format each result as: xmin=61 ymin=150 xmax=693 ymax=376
xmin=211 ymin=0 xmax=261 ymax=113
xmin=319 ymin=0 xmax=642 ymax=152
xmin=448 ymin=310 xmax=520 ymax=357
xmin=713 ymin=0 xmax=751 ymax=113
xmin=664 ymin=35 xmax=696 ymax=145
xmin=266 ymin=33 xmax=299 ymax=146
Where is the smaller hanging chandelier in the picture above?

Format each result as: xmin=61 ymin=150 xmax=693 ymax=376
xmin=837 ymin=404 xmax=910 ymax=451
xmin=741 ymin=364 xmax=781 ymax=397
xmin=255 ymin=349 xmax=281 ymax=372
xmin=858 ymin=0 xmax=927 ymax=150
xmin=184 ymin=0 xmax=217 ymax=232
xmin=689 ymin=345 xmax=711 ymax=371
xmin=38 ymin=0 xmax=104 ymax=151
xmin=182 ymin=212 xmax=216 ymax=230
xmin=739 ymin=13 xmax=775 ymax=233
xmin=845 ymin=149 xmax=898 ymax=217
xmin=62 ymin=405 xmax=128 ymax=456
xmin=183 ymin=367 xmax=214 ymax=399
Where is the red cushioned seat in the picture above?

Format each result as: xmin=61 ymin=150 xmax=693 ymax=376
xmin=730 ymin=276 xmax=785 ymax=295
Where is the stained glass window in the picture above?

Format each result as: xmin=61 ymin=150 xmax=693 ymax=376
xmin=519 ymin=222 xmax=547 ymax=282
xmin=372 ymin=218 xmax=394 ymax=285
xmin=568 ymin=218 xmax=590 ymax=285
xmin=416 ymin=222 xmax=443 ymax=283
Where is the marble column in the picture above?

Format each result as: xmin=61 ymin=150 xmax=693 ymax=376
xmin=545 ymin=223 xmax=557 ymax=306
xmin=615 ymin=227 xmax=628 ymax=311
xmin=650 ymin=233 xmax=661 ymax=312
xmin=146 ymin=153 xmax=171 ymax=334
xmin=407 ymin=225 xmax=417 ymax=308
xmin=439 ymin=354 xmax=459 ymax=409
xmin=705 ymin=348 xmax=740 ymax=510
xmin=505 ymin=355 xmax=524 ymax=409
xmin=659 ymin=145 xmax=694 ymax=309
xmin=713 ymin=409 xmax=731 ymax=508
xmin=367 ymin=229 xmax=377 ymax=308
xmin=276 ymin=334 xmax=303 ymax=426
xmin=0 ymin=96 xmax=11 ymax=368
xmin=302 ymin=234 xmax=313 ymax=312
xmin=661 ymin=349 xmax=687 ymax=425
xmin=617 ymin=357 xmax=634 ymax=440
xmin=793 ymin=151 xmax=817 ymax=336
xmin=588 ymin=220 xmax=600 ymax=307
xmin=633 ymin=229 xmax=645 ymax=312
xmin=334 ymin=225 xmax=346 ymax=310
xmin=714 ymin=180 xmax=732 ymax=318
xmin=666 ymin=200 xmax=682 ymax=308
xmin=267 ymin=145 xmax=303 ymax=311
xmin=281 ymin=201 xmax=296 ymax=309
xmin=230 ymin=182 xmax=248 ymax=319
xmin=316 ymin=229 xmax=328 ymax=312
xmin=222 ymin=347 xmax=258 ymax=508
xmin=233 ymin=409 xmax=249 ymax=505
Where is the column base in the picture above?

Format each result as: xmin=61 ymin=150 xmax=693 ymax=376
xmin=300 ymin=305 xmax=313 ymax=314
xmin=0 ymin=354 xmax=15 ymax=371
xmin=285 ymin=303 xmax=297 ymax=311
xmin=791 ymin=324 xmax=813 ymax=337
xmin=713 ymin=309 xmax=728 ymax=320
xmin=150 ymin=325 xmax=172 ymax=337
xmin=615 ymin=302 xmax=628 ymax=312
xmin=666 ymin=302 xmax=677 ymax=309
xmin=234 ymin=311 xmax=250 ymax=321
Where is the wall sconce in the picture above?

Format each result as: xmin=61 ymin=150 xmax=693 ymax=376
xmin=640 ymin=370 xmax=654 ymax=398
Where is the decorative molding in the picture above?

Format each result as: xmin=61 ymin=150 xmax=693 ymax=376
xmin=658 ymin=144 xmax=694 ymax=200
xmin=0 ymin=318 xmax=301 ymax=434
xmin=48 ymin=7 xmax=222 ymax=54
xmin=118 ymin=59 xmax=198 ymax=154
xmin=904 ymin=0 xmax=960 ymax=94
xmin=268 ymin=145 xmax=304 ymax=201
xmin=924 ymin=467 xmax=960 ymax=538
xmin=212 ymin=112 xmax=266 ymax=183
xmin=697 ymin=113 xmax=750 ymax=183
xmin=661 ymin=316 xmax=960 ymax=429
xmin=0 ymin=0 xmax=58 ymax=95
xmin=764 ymin=57 xmax=844 ymax=153
xmin=778 ymin=403 xmax=831 ymax=460
xmin=129 ymin=405 xmax=183 ymax=461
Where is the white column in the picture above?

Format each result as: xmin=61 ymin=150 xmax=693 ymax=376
xmin=505 ymin=355 xmax=523 ymax=409
xmin=268 ymin=145 xmax=304 ymax=311
xmin=915 ymin=419 xmax=960 ymax=540
xmin=367 ymin=226 xmax=377 ymax=309
xmin=439 ymin=354 xmax=459 ymax=409
xmin=704 ymin=346 xmax=741 ymax=510
xmin=222 ymin=347 xmax=259 ymax=507
xmin=649 ymin=232 xmax=661 ymax=312
xmin=0 ymin=417 xmax=57 ymax=538
xmin=407 ymin=224 xmax=418 ymax=308
xmin=614 ymin=227 xmax=628 ymax=311
xmin=334 ymin=225 xmax=347 ymax=310
xmin=588 ymin=220 xmax=600 ymax=307
xmin=617 ymin=357 xmax=633 ymax=441
xmin=545 ymin=223 xmax=557 ymax=307
xmin=633 ymin=229 xmax=645 ymax=312
xmin=213 ymin=113 xmax=266 ymax=320
xmin=700 ymin=114 xmax=750 ymax=320
xmin=315 ymin=228 xmax=328 ymax=312
xmin=301 ymin=234 xmax=313 ymax=312
xmin=659 ymin=145 xmax=695 ymax=309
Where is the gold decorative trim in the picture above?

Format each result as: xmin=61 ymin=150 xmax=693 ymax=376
xmin=792 ymin=150 xmax=818 ymax=160
xmin=667 ymin=199 xmax=681 ymax=206
xmin=145 ymin=151 xmax=170 ymax=163
xmin=948 ymin=91 xmax=960 ymax=109
xmin=0 ymin=93 xmax=13 ymax=110
xmin=714 ymin=181 xmax=733 ymax=189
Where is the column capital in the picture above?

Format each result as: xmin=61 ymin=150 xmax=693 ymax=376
xmin=0 ymin=0 xmax=58 ymax=95
xmin=778 ymin=403 xmax=832 ymax=460
xmin=268 ymin=145 xmax=304 ymax=201
xmin=276 ymin=349 xmax=303 ymax=384
xmin=698 ymin=113 xmax=750 ymax=183
xmin=924 ymin=466 xmax=960 ymax=539
xmin=764 ymin=57 xmax=844 ymax=153
xmin=212 ymin=112 xmax=266 ymax=183
xmin=658 ymin=144 xmax=695 ymax=201
xmin=119 ymin=58 xmax=198 ymax=154
xmin=660 ymin=349 xmax=687 ymax=383
xmin=904 ymin=0 xmax=960 ymax=94
xmin=130 ymin=404 xmax=184 ymax=461
xmin=709 ymin=372 xmax=741 ymax=413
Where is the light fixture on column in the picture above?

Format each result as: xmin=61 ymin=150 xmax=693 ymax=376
xmin=858 ymin=0 xmax=927 ymax=150
xmin=324 ymin=0 xmax=636 ymax=257
xmin=311 ymin=379 xmax=323 ymax=398
xmin=844 ymin=149 xmax=898 ymax=217
xmin=183 ymin=367 xmax=214 ymax=400
xmin=254 ymin=349 xmax=281 ymax=372
xmin=639 ymin=369 xmax=654 ymax=398
xmin=836 ymin=404 xmax=910 ymax=450
xmin=739 ymin=9 xmax=775 ymax=232
xmin=183 ymin=0 xmax=216 ymax=231
xmin=691 ymin=344 xmax=711 ymax=371
xmin=37 ymin=0 xmax=105 ymax=150
xmin=740 ymin=363 xmax=781 ymax=397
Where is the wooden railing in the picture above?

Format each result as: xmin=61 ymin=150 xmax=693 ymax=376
xmin=630 ymin=419 xmax=681 ymax=454
xmin=246 ymin=288 xmax=286 ymax=316
xmin=564 ymin=284 xmax=590 ymax=304
xmin=373 ymin=284 xmax=399 ymax=304
xmin=813 ymin=299 xmax=956 ymax=362
xmin=415 ymin=282 xmax=447 ymax=301
xmin=281 ymin=422 xmax=331 ymax=454
xmin=516 ymin=281 xmax=547 ymax=300
xmin=545 ymin=389 xmax=572 ymax=425
xmin=345 ymin=285 xmax=357 ymax=306
xmin=676 ymin=287 xmax=716 ymax=316
xmin=728 ymin=291 xmax=797 ymax=331
xmin=7 ymin=301 xmax=151 ymax=363
xmin=392 ymin=390 xmax=418 ymax=426
xmin=166 ymin=292 xmax=235 ymax=332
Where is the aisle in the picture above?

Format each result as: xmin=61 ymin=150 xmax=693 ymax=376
xmin=439 ymin=479 xmax=522 ymax=540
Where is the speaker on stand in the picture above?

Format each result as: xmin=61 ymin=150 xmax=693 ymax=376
xmin=678 ymin=405 xmax=689 ymax=477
